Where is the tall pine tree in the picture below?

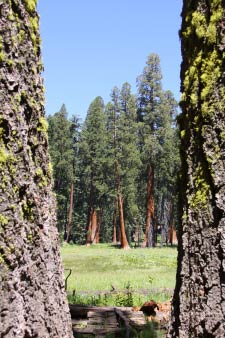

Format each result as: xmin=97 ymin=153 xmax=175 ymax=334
xmin=79 ymin=97 xmax=107 ymax=245
xmin=137 ymin=53 xmax=164 ymax=247
xmin=119 ymin=83 xmax=141 ymax=243
xmin=48 ymin=104 xmax=75 ymax=235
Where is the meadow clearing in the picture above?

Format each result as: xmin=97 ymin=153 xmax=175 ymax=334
xmin=61 ymin=244 xmax=177 ymax=306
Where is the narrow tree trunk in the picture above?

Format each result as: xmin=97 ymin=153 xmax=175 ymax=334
xmin=167 ymin=199 xmax=177 ymax=246
xmin=0 ymin=2 xmax=73 ymax=337
xmin=95 ymin=209 xmax=102 ymax=244
xmin=118 ymin=193 xmax=130 ymax=249
xmin=86 ymin=203 xmax=93 ymax=246
xmin=91 ymin=209 xmax=97 ymax=244
xmin=168 ymin=1 xmax=225 ymax=337
xmin=142 ymin=164 xmax=155 ymax=247
xmin=86 ymin=181 xmax=95 ymax=245
xmin=86 ymin=208 xmax=94 ymax=245
xmin=113 ymin=104 xmax=129 ymax=249
xmin=112 ymin=204 xmax=117 ymax=244
xmin=86 ymin=205 xmax=98 ymax=245
xmin=66 ymin=182 xmax=74 ymax=242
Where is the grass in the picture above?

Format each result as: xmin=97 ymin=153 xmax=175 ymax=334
xmin=61 ymin=243 xmax=177 ymax=305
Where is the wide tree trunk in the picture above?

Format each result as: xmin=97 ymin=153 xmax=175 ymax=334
xmin=66 ymin=182 xmax=74 ymax=242
xmin=0 ymin=2 xmax=73 ymax=337
xmin=142 ymin=164 xmax=155 ymax=247
xmin=168 ymin=1 xmax=225 ymax=337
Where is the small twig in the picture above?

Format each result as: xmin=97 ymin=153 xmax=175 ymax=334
xmin=64 ymin=268 xmax=72 ymax=291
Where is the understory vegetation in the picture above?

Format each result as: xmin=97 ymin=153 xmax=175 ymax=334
xmin=62 ymin=244 xmax=177 ymax=306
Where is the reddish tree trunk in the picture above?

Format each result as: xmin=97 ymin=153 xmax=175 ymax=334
xmin=167 ymin=200 xmax=177 ymax=246
xmin=86 ymin=208 xmax=98 ymax=245
xmin=142 ymin=164 xmax=155 ymax=247
xmin=95 ymin=209 xmax=102 ymax=244
xmin=168 ymin=222 xmax=177 ymax=246
xmin=118 ymin=194 xmax=130 ymax=249
xmin=86 ymin=207 xmax=93 ymax=245
xmin=112 ymin=204 xmax=117 ymax=244
xmin=86 ymin=182 xmax=98 ymax=245
xmin=113 ymin=102 xmax=129 ymax=249
xmin=91 ymin=209 xmax=97 ymax=244
xmin=66 ymin=182 xmax=74 ymax=243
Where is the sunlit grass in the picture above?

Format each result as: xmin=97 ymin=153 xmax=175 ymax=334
xmin=61 ymin=243 xmax=177 ymax=303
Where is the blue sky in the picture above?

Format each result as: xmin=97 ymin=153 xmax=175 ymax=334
xmin=38 ymin=1 xmax=182 ymax=121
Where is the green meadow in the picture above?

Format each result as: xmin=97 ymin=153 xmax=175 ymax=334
xmin=61 ymin=244 xmax=177 ymax=305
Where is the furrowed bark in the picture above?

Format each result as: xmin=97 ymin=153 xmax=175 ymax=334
xmin=168 ymin=1 xmax=225 ymax=337
xmin=0 ymin=1 xmax=73 ymax=337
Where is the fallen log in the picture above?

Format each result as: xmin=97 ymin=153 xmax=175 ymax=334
xmin=69 ymin=304 xmax=115 ymax=318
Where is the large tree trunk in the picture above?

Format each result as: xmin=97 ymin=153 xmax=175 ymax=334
xmin=142 ymin=164 xmax=155 ymax=247
xmin=168 ymin=1 xmax=225 ymax=337
xmin=0 ymin=2 xmax=73 ymax=337
xmin=66 ymin=182 xmax=74 ymax=242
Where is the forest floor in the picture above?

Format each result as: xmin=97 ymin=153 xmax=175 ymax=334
xmin=61 ymin=243 xmax=177 ymax=306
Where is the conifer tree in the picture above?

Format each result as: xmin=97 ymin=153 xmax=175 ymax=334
xmin=168 ymin=1 xmax=225 ymax=336
xmin=111 ymin=87 xmax=130 ymax=249
xmin=0 ymin=1 xmax=72 ymax=336
xmin=48 ymin=104 xmax=74 ymax=235
xmin=137 ymin=54 xmax=164 ymax=247
xmin=154 ymin=91 xmax=179 ymax=245
xmin=119 ymin=83 xmax=141 ymax=242
xmin=104 ymin=102 xmax=119 ymax=243
xmin=79 ymin=97 xmax=107 ymax=245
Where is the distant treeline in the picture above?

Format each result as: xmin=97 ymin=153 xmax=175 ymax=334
xmin=47 ymin=53 xmax=180 ymax=248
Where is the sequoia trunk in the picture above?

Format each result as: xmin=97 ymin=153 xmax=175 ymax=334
xmin=86 ymin=182 xmax=97 ymax=245
xmin=168 ymin=1 xmax=225 ymax=337
xmin=113 ymin=100 xmax=129 ymax=249
xmin=0 ymin=2 xmax=72 ymax=337
xmin=95 ymin=209 xmax=102 ymax=244
xmin=86 ymin=208 xmax=97 ymax=245
xmin=112 ymin=204 xmax=117 ymax=244
xmin=118 ymin=193 xmax=130 ymax=249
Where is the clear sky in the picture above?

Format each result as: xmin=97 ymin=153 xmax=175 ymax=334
xmin=37 ymin=0 xmax=182 ymax=121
